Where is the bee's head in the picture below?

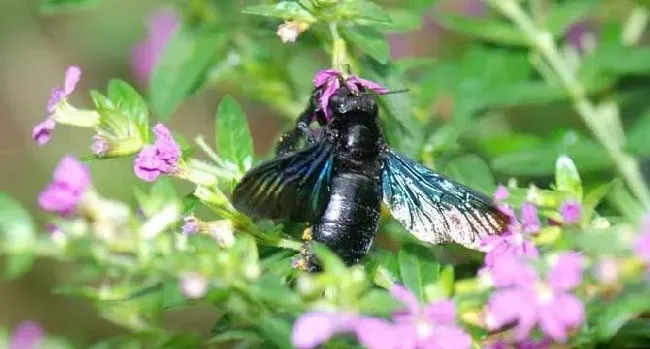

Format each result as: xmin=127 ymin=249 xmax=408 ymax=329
xmin=327 ymin=85 xmax=378 ymax=118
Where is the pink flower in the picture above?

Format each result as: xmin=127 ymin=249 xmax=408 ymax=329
xmin=32 ymin=66 xmax=82 ymax=146
xmin=131 ymin=9 xmax=179 ymax=85
xmin=38 ymin=156 xmax=92 ymax=216
xmin=182 ymin=215 xmax=199 ymax=235
xmin=134 ymin=123 xmax=181 ymax=181
xmin=487 ymin=252 xmax=585 ymax=343
xmin=387 ymin=285 xmax=471 ymax=349
xmin=494 ymin=184 xmax=509 ymax=201
xmin=9 ymin=321 xmax=43 ymax=349
xmin=634 ymin=217 xmax=650 ymax=269
xmin=480 ymin=203 xmax=539 ymax=267
xmin=312 ymin=69 xmax=388 ymax=121
xmin=291 ymin=285 xmax=471 ymax=349
xmin=479 ymin=251 xmax=538 ymax=287
xmin=520 ymin=202 xmax=541 ymax=234
xmin=560 ymin=200 xmax=582 ymax=224
xmin=292 ymin=312 xmax=359 ymax=349
xmin=180 ymin=272 xmax=208 ymax=299
xmin=566 ymin=21 xmax=598 ymax=54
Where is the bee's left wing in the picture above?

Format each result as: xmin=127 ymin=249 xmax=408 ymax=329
xmin=381 ymin=149 xmax=509 ymax=250
xmin=232 ymin=139 xmax=334 ymax=223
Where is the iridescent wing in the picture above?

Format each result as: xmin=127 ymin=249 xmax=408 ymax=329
xmin=232 ymin=139 xmax=334 ymax=222
xmin=381 ymin=149 xmax=508 ymax=250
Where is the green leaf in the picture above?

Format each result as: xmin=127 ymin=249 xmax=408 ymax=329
xmin=398 ymin=246 xmax=424 ymax=302
xmin=312 ymin=243 xmax=347 ymax=277
xmin=134 ymin=177 xmax=178 ymax=218
xmin=106 ymin=79 xmax=149 ymax=137
xmin=252 ymin=275 xmax=302 ymax=310
xmin=344 ymin=26 xmax=390 ymax=64
xmin=215 ymin=96 xmax=254 ymax=173
xmin=242 ymin=1 xmax=316 ymax=23
xmin=595 ymin=287 xmax=650 ymax=340
xmin=150 ymin=27 xmax=227 ymax=120
xmin=546 ymin=0 xmax=598 ymax=36
xmin=0 ymin=193 xmax=36 ymax=280
xmin=442 ymin=155 xmax=495 ymax=194
xmin=258 ymin=316 xmax=293 ymax=349
xmin=582 ymin=44 xmax=650 ymax=76
xmin=581 ymin=181 xmax=614 ymax=222
xmin=568 ymin=227 xmax=631 ymax=254
xmin=358 ymin=289 xmax=401 ymax=316
xmin=555 ymin=155 xmax=583 ymax=199
xmin=340 ymin=0 xmax=393 ymax=26
xmin=40 ymin=0 xmax=101 ymax=13
xmin=375 ymin=9 xmax=423 ymax=32
xmin=435 ymin=14 xmax=527 ymax=46
xmin=627 ymin=109 xmax=650 ymax=156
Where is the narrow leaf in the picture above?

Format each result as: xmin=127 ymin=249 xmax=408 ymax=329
xmin=398 ymin=246 xmax=424 ymax=302
xmin=150 ymin=27 xmax=227 ymax=120
xmin=215 ymin=96 xmax=253 ymax=172
xmin=344 ymin=26 xmax=390 ymax=64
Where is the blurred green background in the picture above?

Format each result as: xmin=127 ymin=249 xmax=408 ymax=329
xmin=0 ymin=0 xmax=645 ymax=346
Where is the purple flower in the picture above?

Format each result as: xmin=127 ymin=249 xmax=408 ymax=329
xmin=181 ymin=215 xmax=198 ymax=235
xmin=312 ymin=69 xmax=388 ymax=121
xmin=560 ymin=200 xmax=582 ymax=224
xmin=32 ymin=118 xmax=56 ymax=146
xmin=92 ymin=135 xmax=110 ymax=157
xmin=132 ymin=9 xmax=179 ymax=85
xmin=38 ymin=156 xmax=92 ymax=216
xmin=292 ymin=312 xmax=359 ymax=349
xmin=520 ymin=202 xmax=541 ymax=234
xmin=566 ymin=21 xmax=598 ymax=54
xmin=487 ymin=252 xmax=585 ymax=343
xmin=292 ymin=285 xmax=471 ymax=349
xmin=494 ymin=184 xmax=509 ymax=201
xmin=479 ymin=251 xmax=538 ymax=287
xmin=32 ymin=66 xmax=82 ymax=146
xmin=387 ymin=285 xmax=471 ymax=349
xmin=9 ymin=321 xmax=43 ymax=349
xmin=134 ymin=123 xmax=181 ymax=182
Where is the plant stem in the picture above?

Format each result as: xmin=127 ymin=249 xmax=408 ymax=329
xmin=329 ymin=22 xmax=348 ymax=72
xmin=487 ymin=0 xmax=650 ymax=210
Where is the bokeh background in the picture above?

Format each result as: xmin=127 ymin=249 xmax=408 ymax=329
xmin=0 ymin=0 xmax=644 ymax=346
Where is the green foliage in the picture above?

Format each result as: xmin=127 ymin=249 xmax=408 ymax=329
xmin=6 ymin=0 xmax=650 ymax=348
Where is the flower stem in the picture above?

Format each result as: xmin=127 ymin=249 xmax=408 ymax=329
xmin=487 ymin=0 xmax=650 ymax=210
xmin=329 ymin=22 xmax=348 ymax=73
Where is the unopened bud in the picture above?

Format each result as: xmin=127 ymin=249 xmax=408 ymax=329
xmin=208 ymin=220 xmax=235 ymax=249
xmin=276 ymin=21 xmax=310 ymax=43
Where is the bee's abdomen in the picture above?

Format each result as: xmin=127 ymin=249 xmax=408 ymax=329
xmin=311 ymin=172 xmax=381 ymax=265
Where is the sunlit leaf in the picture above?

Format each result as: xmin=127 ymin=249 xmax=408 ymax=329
xmin=215 ymin=96 xmax=254 ymax=173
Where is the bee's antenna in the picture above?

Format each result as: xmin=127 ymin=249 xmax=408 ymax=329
xmin=361 ymin=88 xmax=410 ymax=97
xmin=381 ymin=88 xmax=409 ymax=96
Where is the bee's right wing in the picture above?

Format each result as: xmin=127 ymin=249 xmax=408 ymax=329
xmin=232 ymin=139 xmax=335 ymax=223
xmin=381 ymin=149 xmax=509 ymax=250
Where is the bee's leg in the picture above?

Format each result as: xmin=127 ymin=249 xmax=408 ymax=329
xmin=291 ymin=227 xmax=321 ymax=272
xmin=276 ymin=104 xmax=317 ymax=156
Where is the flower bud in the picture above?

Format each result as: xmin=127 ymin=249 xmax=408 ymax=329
xmin=208 ymin=220 xmax=235 ymax=249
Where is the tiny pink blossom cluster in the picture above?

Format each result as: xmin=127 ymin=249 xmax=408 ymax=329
xmin=292 ymin=285 xmax=471 ymax=349
xmin=480 ymin=186 xmax=586 ymax=345
xmin=133 ymin=123 xmax=181 ymax=182
xmin=32 ymin=66 xmax=82 ymax=146
xmin=313 ymin=69 xmax=389 ymax=121
xmin=9 ymin=321 xmax=43 ymax=349
xmin=38 ymin=156 xmax=92 ymax=217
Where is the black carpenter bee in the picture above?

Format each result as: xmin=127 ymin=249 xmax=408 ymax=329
xmin=232 ymin=71 xmax=508 ymax=271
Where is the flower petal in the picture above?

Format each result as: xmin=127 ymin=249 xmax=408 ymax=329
xmin=353 ymin=317 xmax=401 ymax=349
xmin=520 ymin=202 xmax=540 ymax=234
xmin=319 ymin=79 xmax=340 ymax=121
xmin=313 ymin=69 xmax=340 ymax=88
xmin=423 ymin=300 xmax=456 ymax=326
xmin=634 ymin=229 xmax=650 ymax=261
xmin=32 ymin=118 xmax=56 ymax=146
xmin=494 ymin=184 xmax=509 ymax=201
xmin=38 ymin=183 xmax=79 ymax=216
xmin=47 ymin=87 xmax=65 ymax=113
xmin=53 ymin=156 xmax=92 ymax=192
xmin=292 ymin=312 xmax=355 ymax=349
xmin=63 ymin=66 xmax=82 ymax=96
xmin=428 ymin=326 xmax=472 ymax=349
xmin=548 ymin=252 xmax=584 ymax=290
xmin=9 ymin=321 xmax=43 ymax=349
xmin=346 ymin=76 xmax=389 ymax=94
xmin=390 ymin=284 xmax=420 ymax=316
xmin=560 ymin=199 xmax=582 ymax=224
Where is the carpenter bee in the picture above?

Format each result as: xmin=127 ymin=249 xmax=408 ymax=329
xmin=232 ymin=71 xmax=509 ymax=271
